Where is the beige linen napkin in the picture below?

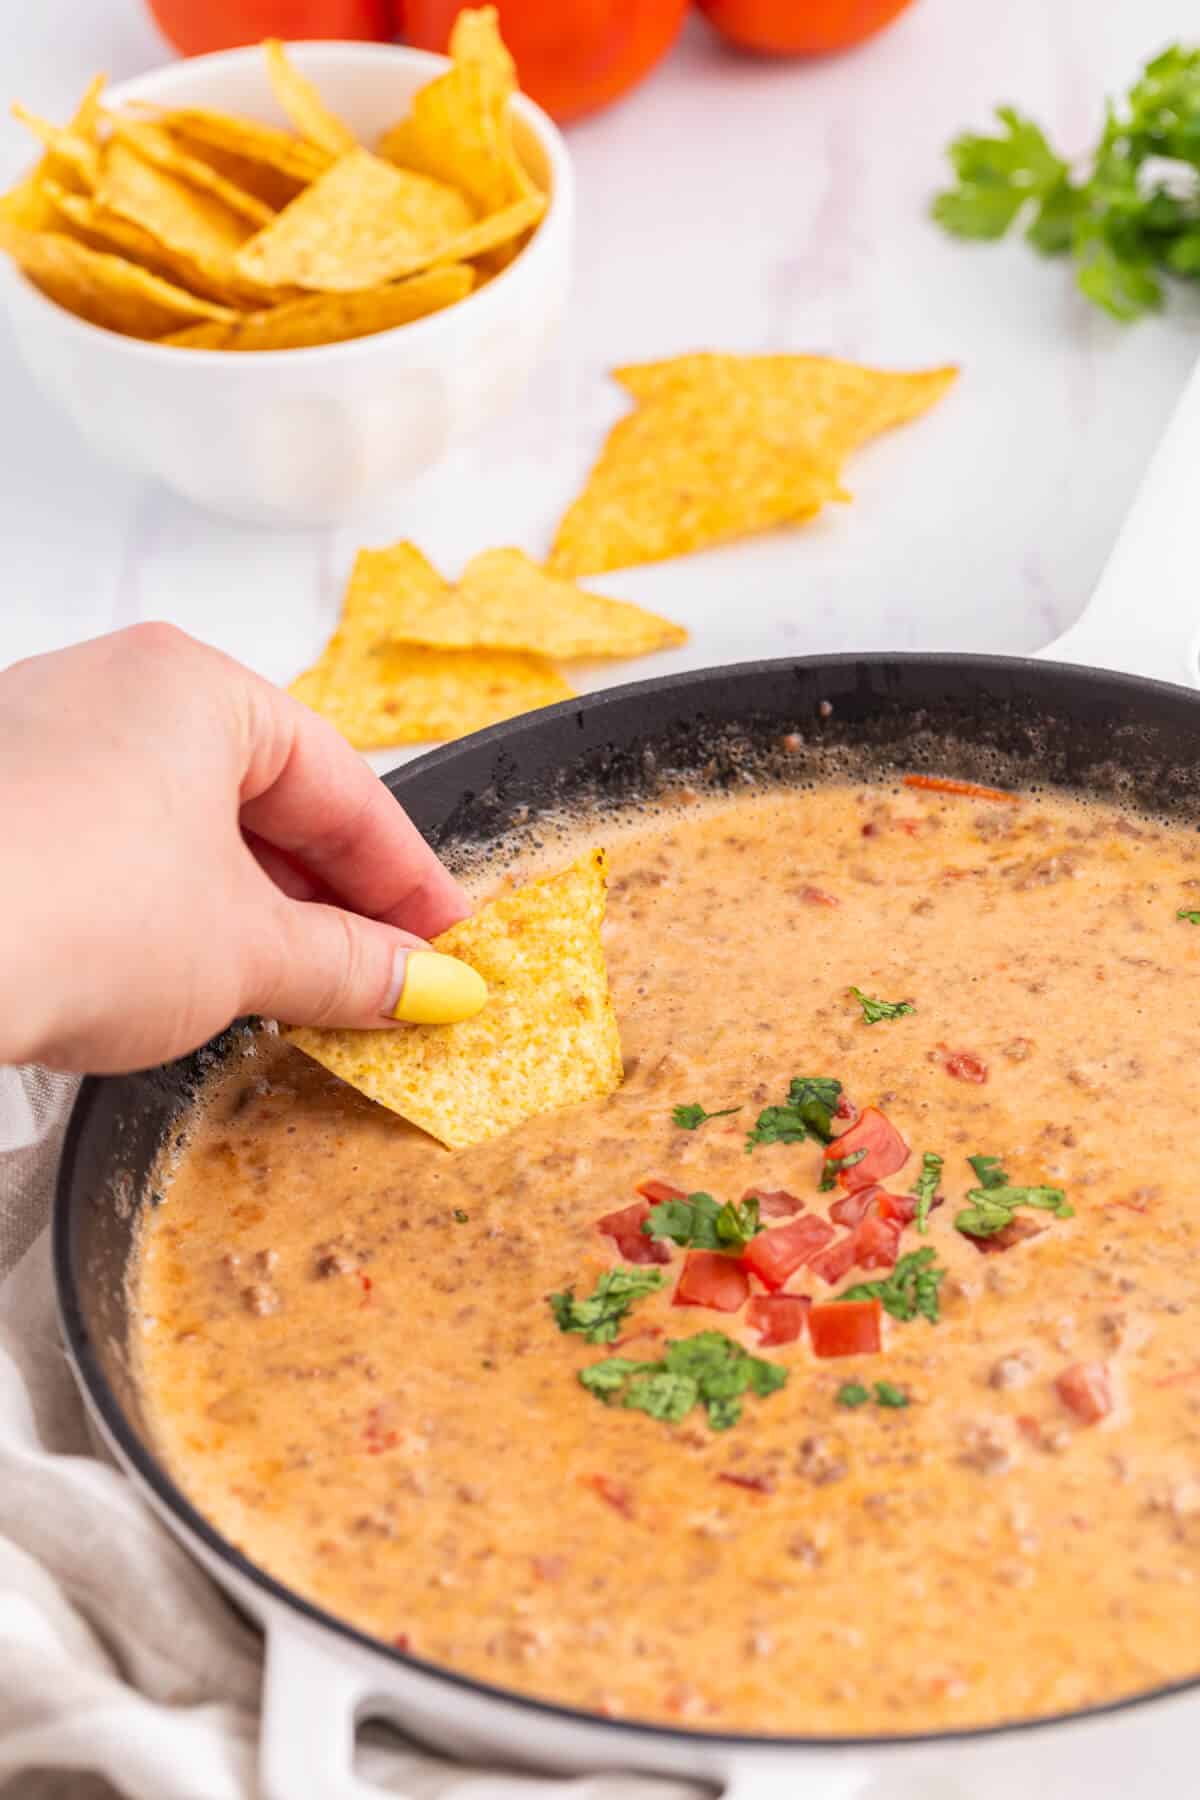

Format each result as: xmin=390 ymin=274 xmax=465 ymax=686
xmin=0 ymin=1065 xmax=699 ymax=1800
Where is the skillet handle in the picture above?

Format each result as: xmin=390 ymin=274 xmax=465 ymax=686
xmin=259 ymin=1622 xmax=389 ymax=1800
xmin=1038 ymin=354 xmax=1200 ymax=686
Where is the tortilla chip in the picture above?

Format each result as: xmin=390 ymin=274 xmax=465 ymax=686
xmin=432 ymin=190 xmax=544 ymax=265
xmin=108 ymin=119 xmax=275 ymax=226
xmin=345 ymin=543 xmax=684 ymax=658
xmin=0 ymin=175 xmax=60 ymax=233
xmin=161 ymin=263 xmax=474 ymax=350
xmin=289 ymin=848 xmax=622 ymax=1149
xmin=235 ymin=148 xmax=474 ymax=291
xmin=10 ymin=105 xmax=100 ymax=191
xmin=295 ymin=641 xmax=573 ymax=747
xmin=96 ymin=139 xmax=266 ymax=303
xmin=40 ymin=182 xmax=248 ymax=306
xmin=548 ymin=355 xmax=957 ymax=575
xmin=162 ymin=130 xmax=307 ymax=212
xmin=263 ymin=38 xmax=357 ymax=156
xmin=614 ymin=354 xmax=959 ymax=463
xmin=0 ymin=224 xmax=236 ymax=336
xmin=378 ymin=5 xmax=527 ymax=216
xmin=148 ymin=106 xmax=333 ymax=184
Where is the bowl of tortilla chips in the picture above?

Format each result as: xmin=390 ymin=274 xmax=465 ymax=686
xmin=0 ymin=12 xmax=572 ymax=528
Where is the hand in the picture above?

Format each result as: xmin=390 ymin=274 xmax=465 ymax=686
xmin=0 ymin=623 xmax=482 ymax=1074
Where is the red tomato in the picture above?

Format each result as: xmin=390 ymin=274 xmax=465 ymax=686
xmin=808 ymin=1233 xmax=858 ymax=1286
xmin=697 ymin=0 xmax=915 ymax=57
xmin=939 ymin=1047 xmax=989 ymax=1084
xmin=595 ymin=1200 xmax=671 ymax=1266
xmin=1055 ymin=1362 xmax=1113 ymax=1426
xmin=828 ymin=1184 xmax=885 ymax=1229
xmin=397 ymin=1 xmax=689 ymax=123
xmin=673 ymin=1250 xmax=750 ymax=1313
xmin=823 ymin=1106 xmax=909 ymax=1192
xmin=808 ymin=1298 xmax=882 ymax=1358
xmin=742 ymin=1187 xmax=805 ymax=1218
xmin=852 ymin=1212 xmax=901 ymax=1270
xmin=635 ymin=1178 xmax=687 ymax=1204
xmin=146 ymin=0 xmax=388 ymax=53
xmin=742 ymin=1216 xmax=834 ymax=1291
xmin=746 ymin=1293 xmax=810 ymax=1346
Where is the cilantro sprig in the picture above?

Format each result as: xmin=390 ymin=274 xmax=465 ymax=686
xmin=850 ymin=987 xmax=915 ymax=1025
xmin=580 ymin=1331 xmax=787 ymax=1431
xmin=672 ymin=1101 xmax=742 ymax=1130
xmin=644 ymin=1191 xmax=763 ymax=1253
xmin=837 ymin=1379 xmax=910 ymax=1410
xmin=839 ymin=1248 xmax=947 ymax=1324
xmin=549 ymin=1269 xmax=664 ymax=1345
xmin=912 ymin=1151 xmax=943 ymax=1234
xmin=933 ymin=48 xmax=1200 ymax=321
xmin=954 ymin=1154 xmax=1073 ymax=1239
xmin=746 ymin=1076 xmax=842 ymax=1151
xmin=1178 ymin=908 xmax=1200 ymax=925
xmin=817 ymin=1147 xmax=867 ymax=1192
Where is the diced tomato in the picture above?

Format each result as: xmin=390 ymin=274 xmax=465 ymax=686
xmin=853 ymin=1213 xmax=902 ymax=1270
xmin=636 ymin=1178 xmax=687 ymax=1204
xmin=834 ymin=1092 xmax=858 ymax=1123
xmin=965 ymin=1216 xmax=1043 ymax=1255
xmin=673 ymin=1250 xmax=750 ymax=1313
xmin=743 ymin=1186 xmax=805 ymax=1218
xmin=939 ymin=1046 xmax=988 ymax=1084
xmin=808 ymin=1233 xmax=859 ymax=1286
xmin=596 ymin=1200 xmax=672 ymax=1266
xmin=742 ymin=1216 xmax=835 ymax=1291
xmin=877 ymin=1190 xmax=917 ymax=1223
xmin=800 ymin=885 xmax=839 ymax=907
xmin=584 ymin=1473 xmax=635 ymax=1517
xmin=902 ymin=774 xmax=1019 ymax=804
xmin=1055 ymin=1362 xmax=1113 ymax=1426
xmin=829 ymin=1184 xmax=886 ymax=1229
xmin=746 ymin=1293 xmax=810 ymax=1346
xmin=718 ymin=1469 xmax=776 ymax=1494
xmin=808 ymin=1298 xmax=882 ymax=1358
xmin=823 ymin=1106 xmax=909 ymax=1192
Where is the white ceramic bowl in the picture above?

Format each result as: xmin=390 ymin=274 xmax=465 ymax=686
xmin=0 ymin=43 xmax=573 ymax=528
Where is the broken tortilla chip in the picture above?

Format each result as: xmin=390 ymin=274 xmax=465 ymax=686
xmin=96 ymin=139 xmax=265 ymax=302
xmin=378 ymin=5 xmax=528 ymax=216
xmin=234 ymin=147 xmax=474 ymax=291
xmin=161 ymin=263 xmax=474 ymax=350
xmin=0 ymin=223 xmax=236 ymax=336
xmin=350 ymin=543 xmax=686 ymax=659
xmin=289 ymin=848 xmax=622 ymax=1149
xmin=291 ymin=640 xmax=573 ymax=747
xmin=547 ymin=354 xmax=957 ymax=575
xmin=263 ymin=39 xmax=357 ymax=157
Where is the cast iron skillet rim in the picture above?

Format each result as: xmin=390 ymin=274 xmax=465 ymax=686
xmin=53 ymin=649 xmax=1200 ymax=1753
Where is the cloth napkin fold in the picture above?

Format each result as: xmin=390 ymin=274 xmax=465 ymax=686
xmin=0 ymin=1065 xmax=700 ymax=1800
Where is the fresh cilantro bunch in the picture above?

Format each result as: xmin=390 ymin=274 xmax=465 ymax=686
xmin=933 ymin=46 xmax=1200 ymax=319
xmin=580 ymin=1330 xmax=788 ymax=1431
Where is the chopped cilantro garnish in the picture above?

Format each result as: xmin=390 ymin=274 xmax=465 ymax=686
xmin=912 ymin=1151 xmax=943 ymax=1233
xmin=955 ymin=1155 xmax=1073 ymax=1238
xmin=580 ymin=1330 xmax=787 ymax=1432
xmin=549 ymin=1269 xmax=665 ymax=1345
xmin=672 ymin=1102 xmax=742 ymax=1130
xmin=817 ymin=1147 xmax=867 ymax=1192
xmin=850 ymin=987 xmax=915 ymax=1025
xmin=839 ymin=1247 xmax=946 ymax=1323
xmin=836 ymin=1381 xmax=871 ymax=1408
xmin=453 ymin=1208 xmax=469 ymax=1223
xmin=645 ymin=1191 xmax=763 ymax=1252
xmin=745 ymin=1077 xmax=842 ymax=1152
xmin=874 ymin=1381 xmax=910 ymax=1409
xmin=1178 ymin=908 xmax=1200 ymax=925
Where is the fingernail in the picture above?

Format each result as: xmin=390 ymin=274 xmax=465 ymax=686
xmin=387 ymin=949 xmax=488 ymax=1024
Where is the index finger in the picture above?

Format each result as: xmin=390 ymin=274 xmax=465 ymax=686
xmin=238 ymin=677 xmax=470 ymax=942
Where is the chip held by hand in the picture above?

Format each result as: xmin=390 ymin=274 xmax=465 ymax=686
xmin=289 ymin=848 xmax=623 ymax=1149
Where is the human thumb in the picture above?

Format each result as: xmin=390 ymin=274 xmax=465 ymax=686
xmin=249 ymin=896 xmax=488 ymax=1030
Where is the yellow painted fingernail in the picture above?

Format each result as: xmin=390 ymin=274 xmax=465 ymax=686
xmin=390 ymin=949 xmax=488 ymax=1024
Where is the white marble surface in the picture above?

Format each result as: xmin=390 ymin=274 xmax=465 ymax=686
xmin=3 ymin=0 xmax=1200 ymax=741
